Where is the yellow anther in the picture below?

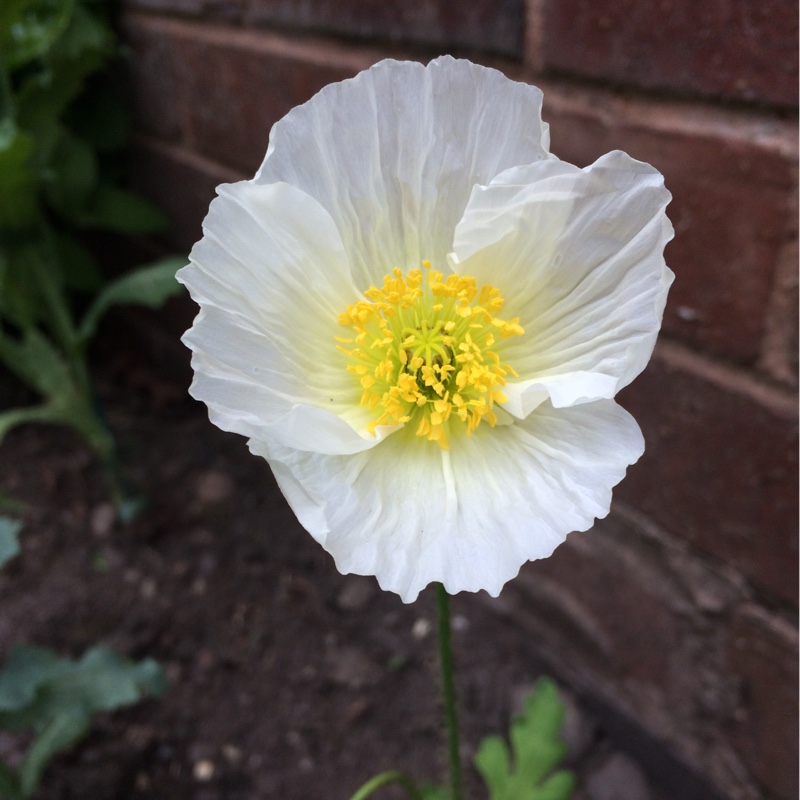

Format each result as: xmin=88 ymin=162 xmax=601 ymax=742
xmin=337 ymin=261 xmax=523 ymax=448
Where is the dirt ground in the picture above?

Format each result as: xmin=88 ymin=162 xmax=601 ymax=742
xmin=0 ymin=305 xmax=670 ymax=800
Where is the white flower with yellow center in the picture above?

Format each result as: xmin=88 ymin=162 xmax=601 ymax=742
xmin=179 ymin=57 xmax=674 ymax=603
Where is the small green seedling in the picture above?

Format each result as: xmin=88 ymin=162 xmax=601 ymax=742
xmin=474 ymin=677 xmax=575 ymax=800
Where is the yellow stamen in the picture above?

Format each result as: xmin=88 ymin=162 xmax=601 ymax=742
xmin=337 ymin=261 xmax=524 ymax=448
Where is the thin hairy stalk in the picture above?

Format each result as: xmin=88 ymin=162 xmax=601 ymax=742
xmin=435 ymin=582 xmax=462 ymax=800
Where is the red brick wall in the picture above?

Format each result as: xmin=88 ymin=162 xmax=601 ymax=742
xmin=121 ymin=2 xmax=798 ymax=798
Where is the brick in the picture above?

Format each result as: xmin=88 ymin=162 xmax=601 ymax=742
xmin=617 ymin=342 xmax=798 ymax=604
xmin=487 ymin=509 xmax=756 ymax=799
xmin=123 ymin=14 xmax=375 ymax=173
xmin=511 ymin=519 xmax=687 ymax=691
xmin=131 ymin=138 xmax=243 ymax=253
xmin=123 ymin=17 xmax=184 ymax=142
xmin=542 ymin=0 xmax=799 ymax=108
xmin=539 ymin=84 xmax=798 ymax=362
xmin=123 ymin=0 xmax=525 ymax=59
xmin=726 ymin=605 xmax=798 ymax=799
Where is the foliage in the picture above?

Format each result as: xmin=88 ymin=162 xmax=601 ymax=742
xmin=0 ymin=643 xmax=167 ymax=799
xmin=348 ymin=677 xmax=574 ymax=800
xmin=0 ymin=519 xmax=167 ymax=799
xmin=0 ymin=0 xmax=184 ymax=485
xmin=474 ymin=678 xmax=575 ymax=800
xmin=0 ymin=517 xmax=22 ymax=567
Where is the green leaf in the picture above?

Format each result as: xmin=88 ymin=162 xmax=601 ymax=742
xmin=0 ymin=491 xmax=27 ymax=516
xmin=0 ymin=0 xmax=75 ymax=71
xmin=42 ymin=130 xmax=97 ymax=218
xmin=0 ymin=328 xmax=112 ymax=457
xmin=0 ymin=327 xmax=72 ymax=398
xmin=0 ymin=517 xmax=22 ymax=568
xmin=65 ymin=646 xmax=168 ymax=710
xmin=0 ymin=645 xmax=167 ymax=727
xmin=0 ymin=644 xmax=167 ymax=796
xmin=19 ymin=710 xmax=89 ymax=797
xmin=418 ymin=785 xmax=448 ymax=800
xmin=474 ymin=677 xmax=575 ymax=800
xmin=14 ymin=5 xmax=113 ymax=146
xmin=0 ymin=646 xmax=64 ymax=718
xmin=0 ymin=241 xmax=48 ymax=329
xmin=78 ymin=255 xmax=186 ymax=342
xmin=0 ymin=127 xmax=38 ymax=230
xmin=0 ymin=405 xmax=64 ymax=445
xmin=0 ymin=762 xmax=23 ymax=800
xmin=73 ymin=183 xmax=168 ymax=233
xmin=65 ymin=64 xmax=131 ymax=152
xmin=46 ymin=2 xmax=111 ymax=64
xmin=54 ymin=232 xmax=102 ymax=292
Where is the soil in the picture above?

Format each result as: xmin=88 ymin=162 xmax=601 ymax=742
xmin=0 ymin=304 xmax=667 ymax=800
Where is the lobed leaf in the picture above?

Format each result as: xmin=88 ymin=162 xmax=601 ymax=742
xmin=474 ymin=677 xmax=575 ymax=800
xmin=0 ymin=644 xmax=167 ymax=796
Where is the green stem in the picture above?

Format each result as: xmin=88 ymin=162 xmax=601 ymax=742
xmin=348 ymin=770 xmax=423 ymax=800
xmin=436 ymin=582 xmax=463 ymax=800
xmin=30 ymin=237 xmax=80 ymax=364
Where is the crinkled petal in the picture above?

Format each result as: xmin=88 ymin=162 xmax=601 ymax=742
xmin=256 ymin=56 xmax=550 ymax=288
xmin=178 ymin=180 xmax=387 ymax=454
xmin=453 ymin=151 xmax=674 ymax=417
xmin=250 ymin=400 xmax=644 ymax=603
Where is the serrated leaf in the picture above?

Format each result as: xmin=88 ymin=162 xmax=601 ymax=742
xmin=78 ymin=255 xmax=186 ymax=341
xmin=0 ymin=517 xmax=22 ymax=568
xmin=474 ymin=677 xmax=575 ymax=800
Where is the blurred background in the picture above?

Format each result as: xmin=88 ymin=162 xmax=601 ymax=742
xmin=0 ymin=2 xmax=797 ymax=800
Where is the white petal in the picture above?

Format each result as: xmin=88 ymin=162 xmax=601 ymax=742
xmin=251 ymin=400 xmax=644 ymax=603
xmin=256 ymin=56 xmax=550 ymax=288
xmin=454 ymin=151 xmax=674 ymax=416
xmin=178 ymin=180 xmax=386 ymax=454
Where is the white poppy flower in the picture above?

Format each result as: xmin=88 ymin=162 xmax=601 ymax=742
xmin=179 ymin=56 xmax=674 ymax=603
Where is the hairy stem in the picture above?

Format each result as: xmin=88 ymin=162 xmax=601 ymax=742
xmin=436 ymin=582 xmax=462 ymax=800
